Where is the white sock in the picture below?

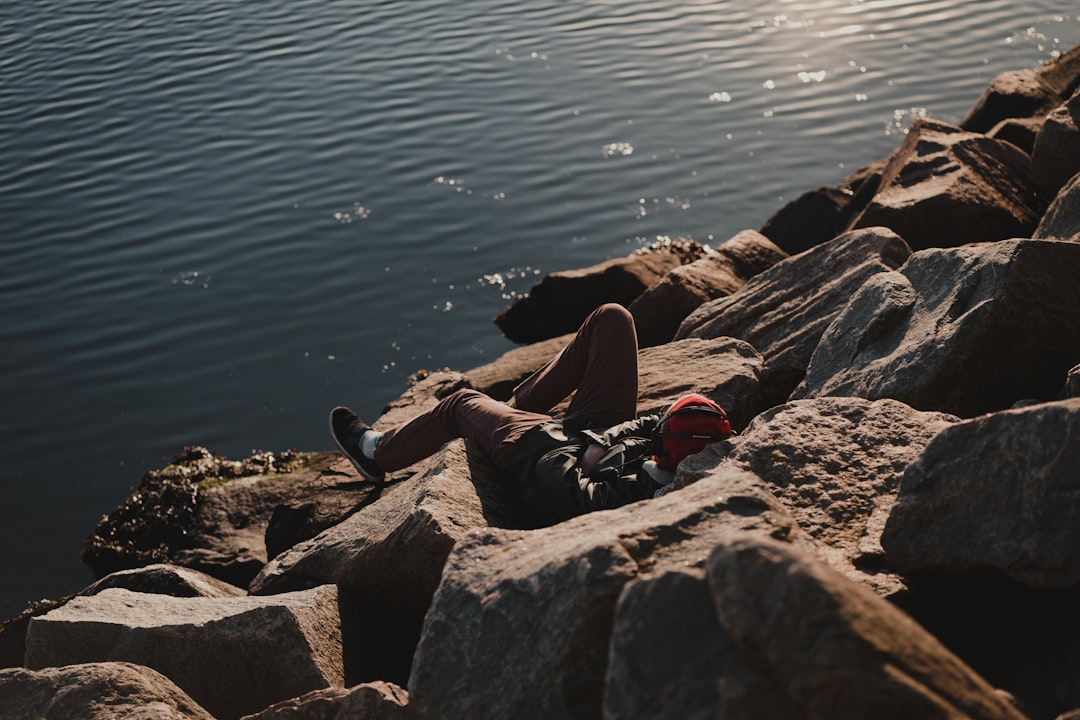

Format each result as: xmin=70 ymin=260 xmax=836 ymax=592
xmin=361 ymin=430 xmax=382 ymax=459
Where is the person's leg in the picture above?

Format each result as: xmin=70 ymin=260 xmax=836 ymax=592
xmin=512 ymin=303 xmax=639 ymax=425
xmin=374 ymin=389 xmax=550 ymax=472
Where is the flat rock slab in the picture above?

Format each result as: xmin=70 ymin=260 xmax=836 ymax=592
xmin=676 ymin=227 xmax=911 ymax=405
xmin=882 ymin=399 xmax=1080 ymax=590
xmin=408 ymin=468 xmax=808 ymax=720
xmin=0 ymin=662 xmax=214 ymax=720
xmin=25 ymin=586 xmax=344 ymax=720
xmin=795 ymin=239 xmax=1080 ymax=417
xmin=680 ymin=397 xmax=957 ymax=597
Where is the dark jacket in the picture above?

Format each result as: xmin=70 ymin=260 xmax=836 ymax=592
xmin=503 ymin=414 xmax=662 ymax=526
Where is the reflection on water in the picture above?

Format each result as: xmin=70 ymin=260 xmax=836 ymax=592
xmin=1 ymin=0 xmax=1078 ymax=615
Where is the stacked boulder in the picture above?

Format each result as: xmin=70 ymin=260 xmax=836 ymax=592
xmin=3 ymin=45 xmax=1080 ymax=720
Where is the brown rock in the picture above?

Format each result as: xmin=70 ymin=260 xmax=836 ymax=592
xmin=850 ymin=118 xmax=1045 ymax=249
xmin=25 ymin=586 xmax=345 ymax=720
xmin=463 ymin=334 xmax=569 ymax=401
xmin=1032 ymin=90 xmax=1080 ymax=197
xmin=634 ymin=337 xmax=763 ymax=429
xmin=682 ymin=397 xmax=956 ymax=596
xmin=987 ymin=115 xmax=1045 ymax=154
xmin=703 ymin=537 xmax=1028 ymax=720
xmin=1035 ymin=171 xmax=1080 ymax=242
xmin=81 ymin=563 xmax=245 ymax=598
xmin=794 ymin=239 xmax=1080 ymax=417
xmin=1035 ymin=42 xmax=1080 ymax=100
xmin=0 ymin=662 xmax=215 ymax=720
xmin=408 ymin=469 xmax=807 ymax=720
xmin=240 ymin=681 xmax=421 ymax=720
xmin=83 ymin=447 xmax=341 ymax=587
xmin=250 ymin=440 xmax=520 ymax=686
xmin=676 ymin=227 xmax=911 ymax=406
xmin=493 ymin=239 xmax=707 ymax=344
xmin=882 ymin=399 xmax=1080 ymax=590
xmin=628 ymin=230 xmax=787 ymax=347
xmin=961 ymin=69 xmax=1063 ymax=134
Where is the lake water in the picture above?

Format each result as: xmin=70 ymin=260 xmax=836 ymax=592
xmin=2 ymin=0 xmax=1078 ymax=618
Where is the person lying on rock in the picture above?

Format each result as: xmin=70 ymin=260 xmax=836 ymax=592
xmin=330 ymin=303 xmax=733 ymax=525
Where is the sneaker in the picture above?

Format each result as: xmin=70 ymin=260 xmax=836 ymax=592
xmin=329 ymin=406 xmax=386 ymax=483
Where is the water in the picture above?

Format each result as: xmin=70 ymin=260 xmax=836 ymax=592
xmin=2 ymin=0 xmax=1077 ymax=619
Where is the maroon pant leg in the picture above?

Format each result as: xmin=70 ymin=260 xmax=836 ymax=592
xmin=513 ymin=302 xmax=638 ymax=425
xmin=373 ymin=389 xmax=550 ymax=472
xmin=372 ymin=303 xmax=640 ymax=473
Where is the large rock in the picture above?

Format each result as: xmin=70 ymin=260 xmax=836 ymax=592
xmin=794 ymin=239 xmax=1080 ymax=417
xmin=240 ymin=681 xmax=421 ymax=720
xmin=634 ymin=337 xmax=763 ymax=429
xmin=25 ymin=586 xmax=345 ymax=720
xmin=676 ymin=227 xmax=911 ymax=405
xmin=408 ymin=469 xmax=808 ymax=720
xmin=81 ymin=563 xmax=246 ymax=598
xmin=627 ymin=230 xmax=787 ymax=347
xmin=0 ymin=662 xmax=214 ymax=720
xmin=699 ymin=537 xmax=1025 ymax=719
xmin=1035 ymin=171 xmax=1080 ymax=243
xmin=1032 ymin=89 xmax=1080 ymax=196
xmin=961 ymin=69 xmax=1066 ymax=134
xmin=849 ymin=118 xmax=1045 ymax=249
xmin=251 ymin=439 xmax=520 ymax=686
xmin=881 ymin=399 xmax=1080 ymax=589
xmin=679 ymin=397 xmax=956 ymax=596
xmin=493 ymin=239 xmax=707 ymax=344
xmin=83 ymin=447 xmax=341 ymax=587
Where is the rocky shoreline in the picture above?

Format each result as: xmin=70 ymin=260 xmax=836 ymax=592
xmin=3 ymin=46 xmax=1080 ymax=720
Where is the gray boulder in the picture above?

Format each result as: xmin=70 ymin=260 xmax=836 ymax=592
xmin=679 ymin=397 xmax=956 ymax=597
xmin=251 ymin=439 xmax=519 ymax=685
xmin=850 ymin=118 xmax=1044 ymax=250
xmin=240 ymin=681 xmax=421 ymax=720
xmin=1034 ymin=171 xmax=1080 ymax=243
xmin=628 ymin=230 xmax=787 ymax=347
xmin=699 ymin=537 xmax=1026 ymax=719
xmin=1032 ymin=89 xmax=1080 ymax=197
xmin=81 ymin=563 xmax=245 ymax=598
xmin=882 ymin=399 xmax=1080 ymax=590
xmin=25 ymin=586 xmax=345 ymax=720
xmin=676 ymin=227 xmax=911 ymax=405
xmin=493 ymin=239 xmax=707 ymax=344
xmin=0 ymin=662 xmax=214 ymax=720
xmin=408 ymin=469 xmax=807 ymax=720
xmin=794 ymin=239 xmax=1080 ymax=417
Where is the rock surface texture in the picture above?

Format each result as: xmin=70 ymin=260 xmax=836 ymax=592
xmin=239 ymin=681 xmax=421 ymax=720
xmin=676 ymin=227 xmax=911 ymax=405
xmin=1035 ymin=170 xmax=1080 ymax=242
xmin=24 ymin=586 xmax=345 ymax=720
xmin=0 ymin=662 xmax=214 ymax=720
xmin=794 ymin=239 xmax=1080 ymax=416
